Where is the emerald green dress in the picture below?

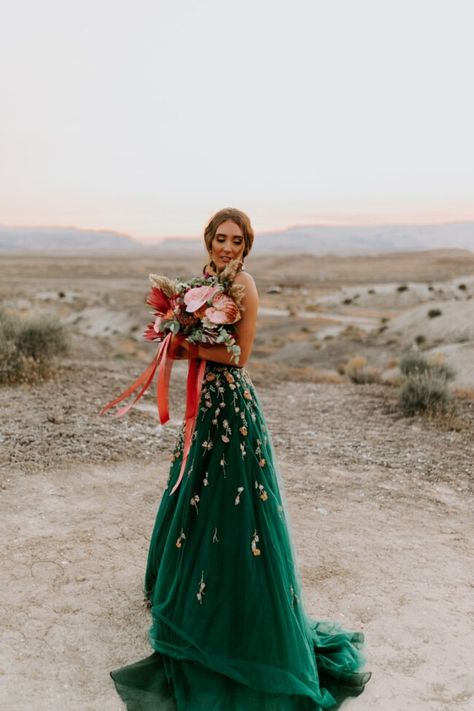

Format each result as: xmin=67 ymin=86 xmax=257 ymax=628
xmin=110 ymin=361 xmax=371 ymax=710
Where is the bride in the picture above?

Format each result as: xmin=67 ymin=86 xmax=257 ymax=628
xmin=109 ymin=207 xmax=371 ymax=710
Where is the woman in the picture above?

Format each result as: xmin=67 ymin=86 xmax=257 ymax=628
xmin=110 ymin=207 xmax=371 ymax=710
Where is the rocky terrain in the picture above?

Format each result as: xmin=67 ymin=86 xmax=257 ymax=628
xmin=1 ymin=249 xmax=473 ymax=710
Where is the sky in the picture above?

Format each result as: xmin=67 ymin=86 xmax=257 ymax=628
xmin=1 ymin=0 xmax=473 ymax=239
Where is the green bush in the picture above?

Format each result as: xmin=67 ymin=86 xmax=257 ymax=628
xmin=399 ymin=350 xmax=430 ymax=377
xmin=398 ymin=350 xmax=455 ymax=416
xmin=0 ymin=308 xmax=69 ymax=384
xmin=399 ymin=375 xmax=449 ymax=416
xmin=428 ymin=308 xmax=442 ymax=318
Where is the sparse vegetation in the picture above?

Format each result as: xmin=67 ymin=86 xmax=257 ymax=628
xmin=397 ymin=284 xmax=409 ymax=292
xmin=341 ymin=325 xmax=366 ymax=342
xmin=414 ymin=334 xmax=427 ymax=347
xmin=399 ymin=350 xmax=430 ymax=377
xmin=458 ymin=283 xmax=467 ymax=291
xmin=398 ymin=350 xmax=456 ymax=416
xmin=428 ymin=308 xmax=442 ymax=318
xmin=0 ymin=308 xmax=69 ymax=384
xmin=344 ymin=356 xmax=381 ymax=384
xmin=399 ymin=377 xmax=449 ymax=416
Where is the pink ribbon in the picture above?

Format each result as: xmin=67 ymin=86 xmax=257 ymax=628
xmin=100 ymin=333 xmax=206 ymax=494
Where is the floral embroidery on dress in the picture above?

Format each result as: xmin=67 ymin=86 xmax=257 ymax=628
xmin=255 ymin=439 xmax=266 ymax=467
xmin=212 ymin=527 xmax=219 ymax=543
xmin=217 ymin=381 xmax=226 ymax=402
xmin=220 ymin=455 xmax=227 ymax=477
xmin=255 ymin=481 xmax=268 ymax=501
xmin=170 ymin=424 xmax=185 ymax=461
xmin=190 ymin=493 xmax=200 ymax=515
xmin=196 ymin=571 xmax=206 ymax=604
xmin=221 ymin=419 xmax=231 ymax=443
xmin=203 ymin=471 xmax=209 ymax=486
xmin=237 ymin=412 xmax=249 ymax=457
xmin=251 ymin=529 xmax=261 ymax=556
xmin=176 ymin=529 xmax=186 ymax=548
xmin=234 ymin=486 xmax=244 ymax=505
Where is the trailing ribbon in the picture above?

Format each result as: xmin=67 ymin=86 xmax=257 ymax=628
xmin=100 ymin=333 xmax=206 ymax=495
xmin=170 ymin=356 xmax=206 ymax=495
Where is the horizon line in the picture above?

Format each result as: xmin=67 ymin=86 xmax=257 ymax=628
xmin=1 ymin=214 xmax=474 ymax=242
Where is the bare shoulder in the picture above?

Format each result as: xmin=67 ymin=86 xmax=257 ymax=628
xmin=234 ymin=270 xmax=257 ymax=291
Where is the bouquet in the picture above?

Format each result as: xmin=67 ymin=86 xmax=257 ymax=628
xmin=144 ymin=259 xmax=244 ymax=363
xmin=100 ymin=259 xmax=245 ymax=496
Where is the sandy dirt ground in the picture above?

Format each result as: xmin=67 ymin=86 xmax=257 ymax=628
xmin=1 ymin=251 xmax=473 ymax=710
xmin=1 ymin=371 xmax=473 ymax=710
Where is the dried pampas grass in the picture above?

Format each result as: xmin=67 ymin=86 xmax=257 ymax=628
xmin=148 ymin=274 xmax=177 ymax=298
xmin=228 ymin=282 xmax=245 ymax=311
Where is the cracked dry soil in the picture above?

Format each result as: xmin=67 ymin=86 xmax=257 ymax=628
xmin=1 ymin=335 xmax=473 ymax=710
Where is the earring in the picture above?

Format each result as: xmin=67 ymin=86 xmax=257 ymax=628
xmin=207 ymin=252 xmax=217 ymax=272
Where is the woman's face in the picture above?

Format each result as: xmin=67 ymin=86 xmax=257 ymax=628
xmin=209 ymin=219 xmax=245 ymax=272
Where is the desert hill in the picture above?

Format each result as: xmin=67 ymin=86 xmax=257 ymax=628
xmin=1 ymin=221 xmax=473 ymax=256
xmin=0 ymin=225 xmax=141 ymax=252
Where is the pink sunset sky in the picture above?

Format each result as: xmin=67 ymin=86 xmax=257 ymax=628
xmin=1 ymin=0 xmax=473 ymax=240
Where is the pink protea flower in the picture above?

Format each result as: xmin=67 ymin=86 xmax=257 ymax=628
xmin=205 ymin=293 xmax=241 ymax=324
xmin=184 ymin=285 xmax=220 ymax=313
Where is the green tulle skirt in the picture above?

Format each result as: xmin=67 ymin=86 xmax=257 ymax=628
xmin=110 ymin=362 xmax=371 ymax=710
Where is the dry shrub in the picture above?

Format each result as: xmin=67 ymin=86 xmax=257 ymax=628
xmin=399 ymin=350 xmax=455 ymax=382
xmin=398 ymin=350 xmax=456 ymax=417
xmin=424 ymin=403 xmax=469 ymax=431
xmin=341 ymin=325 xmax=366 ymax=342
xmin=399 ymin=350 xmax=430 ymax=377
xmin=344 ymin=356 xmax=381 ymax=384
xmin=0 ymin=308 xmax=69 ymax=385
xmin=399 ymin=375 xmax=449 ymax=416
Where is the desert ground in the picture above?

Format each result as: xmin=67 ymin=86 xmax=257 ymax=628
xmin=1 ymin=248 xmax=473 ymax=710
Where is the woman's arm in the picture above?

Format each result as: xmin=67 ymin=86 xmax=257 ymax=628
xmin=177 ymin=271 xmax=259 ymax=367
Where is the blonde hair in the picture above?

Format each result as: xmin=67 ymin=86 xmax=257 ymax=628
xmin=203 ymin=207 xmax=254 ymax=259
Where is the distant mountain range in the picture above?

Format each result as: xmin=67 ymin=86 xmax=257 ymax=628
xmin=0 ymin=221 xmax=473 ymax=255
xmin=251 ymin=221 xmax=474 ymax=254
xmin=0 ymin=225 xmax=138 ymax=251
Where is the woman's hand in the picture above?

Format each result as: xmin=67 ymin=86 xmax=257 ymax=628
xmin=168 ymin=336 xmax=201 ymax=360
